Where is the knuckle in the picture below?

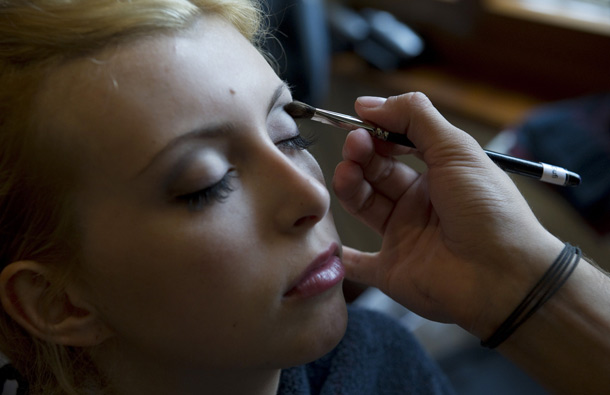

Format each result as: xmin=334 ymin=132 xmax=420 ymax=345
xmin=356 ymin=191 xmax=377 ymax=216
xmin=368 ymin=157 xmax=396 ymax=186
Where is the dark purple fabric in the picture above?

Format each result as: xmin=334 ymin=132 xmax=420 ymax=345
xmin=508 ymin=93 xmax=610 ymax=235
xmin=278 ymin=307 xmax=454 ymax=395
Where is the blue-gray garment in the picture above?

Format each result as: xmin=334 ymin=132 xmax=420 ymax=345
xmin=278 ymin=306 xmax=455 ymax=394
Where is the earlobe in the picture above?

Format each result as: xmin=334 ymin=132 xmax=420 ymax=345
xmin=0 ymin=261 xmax=111 ymax=347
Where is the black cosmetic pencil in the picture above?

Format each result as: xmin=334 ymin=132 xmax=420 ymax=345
xmin=285 ymin=101 xmax=581 ymax=187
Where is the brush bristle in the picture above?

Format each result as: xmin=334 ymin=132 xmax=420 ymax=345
xmin=284 ymin=100 xmax=316 ymax=119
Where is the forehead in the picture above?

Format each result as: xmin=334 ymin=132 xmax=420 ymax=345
xmin=34 ymin=15 xmax=278 ymax=179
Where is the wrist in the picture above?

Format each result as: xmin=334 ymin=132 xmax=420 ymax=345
xmin=496 ymin=257 xmax=610 ymax=393
xmin=470 ymin=233 xmax=566 ymax=340
xmin=481 ymin=242 xmax=582 ymax=348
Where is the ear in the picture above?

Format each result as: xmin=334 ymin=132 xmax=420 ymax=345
xmin=0 ymin=261 xmax=112 ymax=347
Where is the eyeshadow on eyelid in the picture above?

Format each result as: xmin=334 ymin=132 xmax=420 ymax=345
xmin=136 ymin=122 xmax=238 ymax=179
xmin=268 ymin=112 xmax=299 ymax=141
xmin=164 ymin=150 xmax=225 ymax=193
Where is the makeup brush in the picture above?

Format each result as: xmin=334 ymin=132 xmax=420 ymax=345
xmin=284 ymin=100 xmax=581 ymax=187
xmin=285 ymin=100 xmax=415 ymax=148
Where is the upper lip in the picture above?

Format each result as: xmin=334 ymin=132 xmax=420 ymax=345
xmin=284 ymin=242 xmax=341 ymax=295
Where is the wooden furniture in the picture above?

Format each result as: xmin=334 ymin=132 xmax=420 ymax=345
xmin=346 ymin=0 xmax=610 ymax=108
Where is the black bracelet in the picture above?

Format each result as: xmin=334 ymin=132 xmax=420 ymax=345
xmin=481 ymin=243 xmax=581 ymax=349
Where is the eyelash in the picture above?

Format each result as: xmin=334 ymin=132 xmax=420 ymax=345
xmin=177 ymin=170 xmax=237 ymax=212
xmin=277 ymin=133 xmax=316 ymax=151
xmin=176 ymin=133 xmax=315 ymax=211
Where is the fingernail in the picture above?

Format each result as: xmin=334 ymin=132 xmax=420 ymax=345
xmin=357 ymin=96 xmax=386 ymax=108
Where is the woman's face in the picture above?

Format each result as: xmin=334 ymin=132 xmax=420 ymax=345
xmin=35 ymin=16 xmax=347 ymax=371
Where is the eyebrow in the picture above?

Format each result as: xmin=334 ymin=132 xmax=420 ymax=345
xmin=267 ymin=82 xmax=289 ymax=115
xmin=136 ymin=82 xmax=290 ymax=178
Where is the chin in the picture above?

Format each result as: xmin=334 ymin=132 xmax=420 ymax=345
xmin=282 ymin=288 xmax=349 ymax=367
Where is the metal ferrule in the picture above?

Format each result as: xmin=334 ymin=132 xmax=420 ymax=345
xmin=311 ymin=108 xmax=387 ymax=138
xmin=311 ymin=108 xmax=366 ymax=129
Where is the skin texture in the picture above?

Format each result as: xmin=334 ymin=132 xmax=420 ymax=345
xmin=332 ymin=94 xmax=610 ymax=394
xmin=3 ymin=9 xmax=608 ymax=395
xmin=28 ymin=16 xmax=347 ymax=394
xmin=333 ymin=94 xmax=564 ymax=334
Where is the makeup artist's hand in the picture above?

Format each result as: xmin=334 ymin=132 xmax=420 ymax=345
xmin=332 ymin=93 xmax=565 ymax=339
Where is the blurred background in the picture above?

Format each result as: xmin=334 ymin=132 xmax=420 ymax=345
xmin=264 ymin=0 xmax=610 ymax=394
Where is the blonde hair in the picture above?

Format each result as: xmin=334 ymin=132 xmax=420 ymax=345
xmin=0 ymin=0 xmax=264 ymax=393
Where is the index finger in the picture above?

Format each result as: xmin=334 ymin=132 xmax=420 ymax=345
xmin=355 ymin=93 xmax=484 ymax=164
xmin=341 ymin=128 xmax=420 ymax=202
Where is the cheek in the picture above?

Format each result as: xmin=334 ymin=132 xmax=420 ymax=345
xmin=77 ymin=197 xmax=278 ymax=324
xmin=81 ymin=214 xmax=303 ymax=366
xmin=81 ymin=212 xmax=241 ymax=297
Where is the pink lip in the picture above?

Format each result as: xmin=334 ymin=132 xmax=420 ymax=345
xmin=284 ymin=243 xmax=345 ymax=298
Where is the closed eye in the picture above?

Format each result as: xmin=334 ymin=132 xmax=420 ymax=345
xmin=176 ymin=170 xmax=237 ymax=212
xmin=276 ymin=134 xmax=316 ymax=151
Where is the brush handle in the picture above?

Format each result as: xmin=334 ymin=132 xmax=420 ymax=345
xmin=370 ymin=128 xmax=580 ymax=187
xmin=382 ymin=130 xmax=416 ymax=148
xmin=485 ymin=150 xmax=581 ymax=187
xmin=368 ymin=127 xmax=416 ymax=148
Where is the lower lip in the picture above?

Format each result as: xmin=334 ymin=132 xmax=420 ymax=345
xmin=285 ymin=256 xmax=345 ymax=299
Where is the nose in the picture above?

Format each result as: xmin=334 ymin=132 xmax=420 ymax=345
xmin=257 ymin=147 xmax=331 ymax=233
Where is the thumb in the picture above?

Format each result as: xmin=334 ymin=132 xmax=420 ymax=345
xmin=341 ymin=246 xmax=381 ymax=287
xmin=355 ymin=93 xmax=480 ymax=160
